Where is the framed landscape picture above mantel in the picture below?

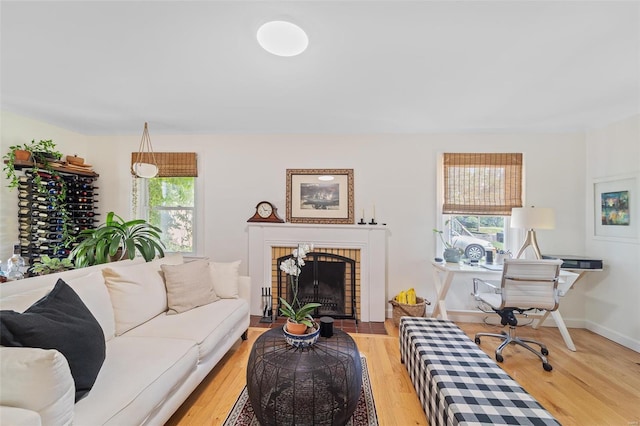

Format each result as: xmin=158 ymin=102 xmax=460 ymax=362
xmin=593 ymin=173 xmax=639 ymax=243
xmin=286 ymin=169 xmax=354 ymax=224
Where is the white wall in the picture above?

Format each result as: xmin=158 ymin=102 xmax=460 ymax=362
xmin=585 ymin=114 xmax=640 ymax=351
xmin=8 ymin=111 xmax=629 ymax=345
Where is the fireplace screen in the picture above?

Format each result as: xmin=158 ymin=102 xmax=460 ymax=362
xmin=277 ymin=252 xmax=357 ymax=321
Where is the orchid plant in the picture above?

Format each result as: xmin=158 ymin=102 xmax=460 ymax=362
xmin=279 ymin=243 xmax=321 ymax=327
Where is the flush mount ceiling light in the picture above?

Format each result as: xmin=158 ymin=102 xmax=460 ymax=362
xmin=257 ymin=20 xmax=308 ymax=57
xmin=131 ymin=122 xmax=159 ymax=178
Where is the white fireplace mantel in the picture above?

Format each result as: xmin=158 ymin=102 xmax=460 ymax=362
xmin=247 ymin=223 xmax=390 ymax=322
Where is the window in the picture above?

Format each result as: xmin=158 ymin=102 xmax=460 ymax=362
xmin=147 ymin=177 xmax=195 ymax=253
xmin=131 ymin=152 xmax=198 ymax=254
xmin=439 ymin=153 xmax=523 ymax=260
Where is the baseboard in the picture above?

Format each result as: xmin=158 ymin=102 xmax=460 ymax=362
xmin=584 ymin=320 xmax=640 ymax=352
xmin=404 ymin=308 xmax=640 ymax=353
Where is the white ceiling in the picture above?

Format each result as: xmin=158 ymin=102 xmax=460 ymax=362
xmin=1 ymin=1 xmax=639 ymax=135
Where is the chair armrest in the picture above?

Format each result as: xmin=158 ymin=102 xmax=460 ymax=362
xmin=472 ymin=278 xmax=501 ymax=298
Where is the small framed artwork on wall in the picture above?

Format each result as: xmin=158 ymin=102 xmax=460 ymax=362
xmin=286 ymin=168 xmax=354 ymax=224
xmin=593 ymin=173 xmax=639 ymax=242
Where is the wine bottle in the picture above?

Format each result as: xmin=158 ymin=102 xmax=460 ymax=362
xmin=35 ymin=204 xmax=55 ymax=210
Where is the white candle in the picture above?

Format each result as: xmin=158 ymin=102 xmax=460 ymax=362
xmin=362 ymin=209 xmax=365 ymax=219
xmin=373 ymin=204 xmax=376 ymax=220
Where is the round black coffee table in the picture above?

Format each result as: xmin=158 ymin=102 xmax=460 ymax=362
xmin=246 ymin=327 xmax=362 ymax=426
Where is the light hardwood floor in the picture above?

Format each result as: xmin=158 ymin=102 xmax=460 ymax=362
xmin=166 ymin=321 xmax=640 ymax=426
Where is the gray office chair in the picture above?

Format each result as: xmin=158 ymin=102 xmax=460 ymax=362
xmin=472 ymin=258 xmax=562 ymax=371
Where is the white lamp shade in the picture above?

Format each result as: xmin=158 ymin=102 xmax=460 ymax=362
xmin=511 ymin=207 xmax=555 ymax=230
xmin=132 ymin=162 xmax=158 ymax=178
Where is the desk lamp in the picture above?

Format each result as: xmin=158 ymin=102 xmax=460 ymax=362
xmin=511 ymin=207 xmax=555 ymax=259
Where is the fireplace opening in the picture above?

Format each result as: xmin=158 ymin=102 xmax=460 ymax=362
xmin=277 ymin=252 xmax=357 ymax=321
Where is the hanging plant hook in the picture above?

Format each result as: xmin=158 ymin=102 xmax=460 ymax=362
xmin=132 ymin=122 xmax=159 ymax=178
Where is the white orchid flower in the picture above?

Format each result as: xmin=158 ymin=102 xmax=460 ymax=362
xmin=279 ymin=258 xmax=300 ymax=276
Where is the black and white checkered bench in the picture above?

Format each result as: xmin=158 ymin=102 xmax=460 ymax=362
xmin=399 ymin=317 xmax=559 ymax=426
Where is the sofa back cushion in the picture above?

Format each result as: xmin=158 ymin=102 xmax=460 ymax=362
xmin=66 ymin=271 xmax=117 ymax=341
xmin=102 ymin=254 xmax=183 ymax=335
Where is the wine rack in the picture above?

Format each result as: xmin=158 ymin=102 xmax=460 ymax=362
xmin=15 ymin=168 xmax=99 ymax=270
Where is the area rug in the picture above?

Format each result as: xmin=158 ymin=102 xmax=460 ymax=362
xmin=223 ymin=357 xmax=378 ymax=426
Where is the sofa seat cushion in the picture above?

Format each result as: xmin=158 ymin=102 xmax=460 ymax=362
xmin=74 ymin=335 xmax=198 ymax=426
xmin=127 ymin=298 xmax=249 ymax=361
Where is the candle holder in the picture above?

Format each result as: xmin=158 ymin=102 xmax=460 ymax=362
xmin=368 ymin=218 xmax=377 ymax=225
xmin=358 ymin=218 xmax=367 ymax=225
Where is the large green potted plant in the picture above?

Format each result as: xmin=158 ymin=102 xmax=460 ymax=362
xmin=69 ymin=211 xmax=165 ymax=268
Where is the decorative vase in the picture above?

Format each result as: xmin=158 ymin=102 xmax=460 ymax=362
xmin=283 ymin=322 xmax=320 ymax=348
xmin=443 ymin=247 xmax=462 ymax=263
xmin=285 ymin=318 xmax=308 ymax=335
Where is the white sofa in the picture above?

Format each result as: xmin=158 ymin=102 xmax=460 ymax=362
xmin=0 ymin=254 xmax=251 ymax=425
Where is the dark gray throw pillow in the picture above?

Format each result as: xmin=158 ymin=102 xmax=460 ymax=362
xmin=0 ymin=279 xmax=106 ymax=401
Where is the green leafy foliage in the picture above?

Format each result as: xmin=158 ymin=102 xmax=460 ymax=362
xmin=30 ymin=255 xmax=74 ymax=275
xmin=69 ymin=211 xmax=165 ymax=268
xmin=3 ymin=139 xmax=63 ymax=188
xmin=278 ymin=297 xmax=321 ymax=327
xmin=433 ymin=219 xmax=457 ymax=248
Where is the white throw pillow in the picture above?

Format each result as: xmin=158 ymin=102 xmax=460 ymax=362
xmin=66 ymin=271 xmax=116 ymax=341
xmin=209 ymin=260 xmax=241 ymax=299
xmin=161 ymin=259 xmax=220 ymax=314
xmin=102 ymin=254 xmax=183 ymax=335
xmin=0 ymin=347 xmax=75 ymax=426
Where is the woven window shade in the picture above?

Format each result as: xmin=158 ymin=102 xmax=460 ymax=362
xmin=443 ymin=153 xmax=522 ymax=216
xmin=131 ymin=152 xmax=197 ymax=177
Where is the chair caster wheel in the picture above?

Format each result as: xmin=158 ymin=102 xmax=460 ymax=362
xmin=475 ymin=337 xmax=481 ymax=344
xmin=543 ymin=363 xmax=553 ymax=371
xmin=496 ymin=354 xmax=504 ymax=363
xmin=541 ymin=348 xmax=549 ymax=356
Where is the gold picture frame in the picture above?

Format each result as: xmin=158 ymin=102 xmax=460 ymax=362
xmin=286 ymin=169 xmax=354 ymax=224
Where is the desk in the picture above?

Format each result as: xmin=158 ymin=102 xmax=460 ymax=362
xmin=430 ymin=261 xmax=591 ymax=352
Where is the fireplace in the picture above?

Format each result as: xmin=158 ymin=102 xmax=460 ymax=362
xmin=247 ymin=223 xmax=389 ymax=322
xmin=276 ymin=250 xmax=358 ymax=320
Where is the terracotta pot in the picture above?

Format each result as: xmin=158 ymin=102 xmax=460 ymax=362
xmin=14 ymin=149 xmax=30 ymax=162
xmin=286 ymin=319 xmax=308 ymax=335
